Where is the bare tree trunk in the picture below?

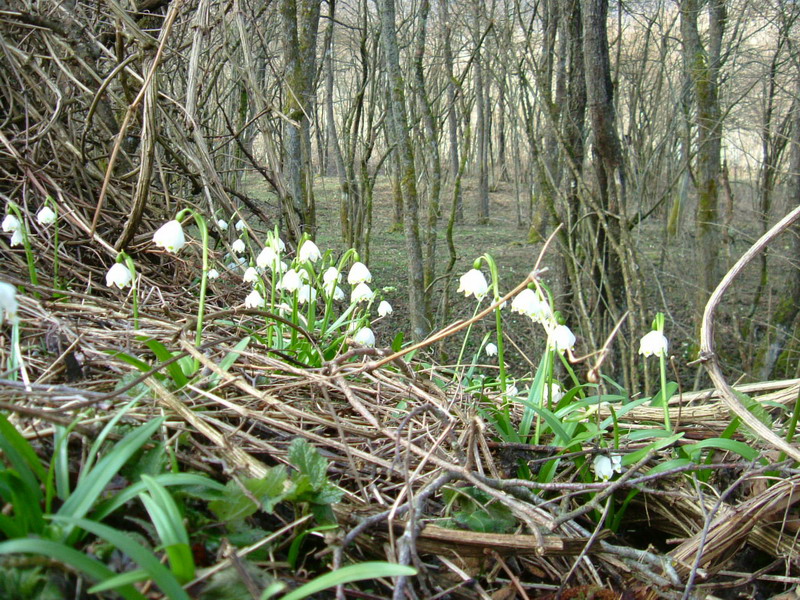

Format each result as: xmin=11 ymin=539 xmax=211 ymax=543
xmin=440 ymin=0 xmax=463 ymax=223
xmin=473 ymin=2 xmax=490 ymax=224
xmin=377 ymin=0 xmax=429 ymax=341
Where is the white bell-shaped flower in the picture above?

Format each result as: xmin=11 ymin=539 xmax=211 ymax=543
xmin=153 ymin=220 xmax=186 ymax=253
xmin=332 ymin=285 xmax=345 ymax=301
xmin=278 ymin=268 xmax=302 ymax=293
xmin=207 ymin=268 xmax=220 ymax=280
xmin=216 ymin=219 xmax=229 ymax=231
xmin=231 ymin=239 xmax=246 ymax=254
xmin=511 ymin=288 xmax=551 ymax=323
xmin=256 ymin=247 xmax=278 ymax=269
xmin=547 ymin=383 xmax=565 ymax=404
xmin=353 ymin=326 xmax=376 ymax=347
xmin=347 ymin=262 xmax=372 ymax=285
xmin=485 ymin=342 xmax=498 ymax=357
xmin=244 ymin=289 xmax=265 ymax=308
xmin=106 ymin=263 xmax=132 ymax=289
xmin=548 ymin=324 xmax=576 ymax=353
xmin=2 ymin=214 xmax=20 ymax=233
xmin=377 ymin=300 xmax=393 ymax=317
xmin=36 ymin=206 xmax=56 ymax=226
xmin=639 ymin=330 xmax=669 ymax=358
xmin=0 ymin=282 xmax=18 ymax=325
xmin=351 ymin=282 xmax=373 ymax=304
xmin=235 ymin=219 xmax=246 ymax=231
xmin=298 ymin=284 xmax=317 ymax=304
xmin=457 ymin=269 xmax=489 ymax=301
xmin=10 ymin=229 xmax=23 ymax=247
xmin=592 ymin=454 xmax=622 ymax=481
xmin=243 ymin=267 xmax=259 ymax=283
xmin=323 ymin=267 xmax=341 ymax=286
xmin=267 ymin=234 xmax=286 ymax=253
xmin=298 ymin=240 xmax=321 ymax=263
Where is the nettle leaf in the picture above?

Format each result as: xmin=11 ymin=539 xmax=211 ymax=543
xmin=288 ymin=438 xmax=328 ymax=490
xmin=209 ymin=467 xmax=289 ymax=523
xmin=448 ymin=487 xmax=516 ymax=534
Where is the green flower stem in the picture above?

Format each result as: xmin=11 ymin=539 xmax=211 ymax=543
xmin=120 ymin=253 xmax=139 ymax=329
xmin=175 ymin=209 xmax=209 ymax=351
xmin=455 ymin=302 xmax=482 ymax=380
xmin=481 ymin=254 xmax=506 ymax=394
xmin=659 ymin=352 xmax=671 ymax=431
xmin=7 ymin=204 xmax=39 ymax=297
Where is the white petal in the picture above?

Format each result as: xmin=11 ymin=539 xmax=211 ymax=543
xmin=351 ymin=282 xmax=373 ymax=303
xmin=231 ymin=239 xmax=246 ymax=254
xmin=353 ymin=327 xmax=376 ymax=347
xmin=298 ymin=240 xmax=321 ymax=263
xmin=2 ymin=215 xmax=20 ymax=233
xmin=347 ymin=262 xmax=372 ymax=284
xmin=106 ymin=263 xmax=132 ymax=289
xmin=36 ymin=206 xmax=57 ymax=225
xmin=377 ymin=300 xmax=393 ymax=317
xmin=485 ymin=342 xmax=498 ymax=357
xmin=457 ymin=269 xmax=489 ymax=300
xmin=153 ymin=220 xmax=186 ymax=253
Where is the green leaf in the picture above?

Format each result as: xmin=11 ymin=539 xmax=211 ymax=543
xmin=684 ymin=438 xmax=761 ymax=462
xmin=621 ymin=433 xmax=684 ymax=466
xmin=516 ymin=400 xmax=572 ymax=445
xmin=0 ymin=538 xmax=146 ymax=600
xmin=141 ymin=337 xmax=188 ymax=389
xmin=51 ymin=516 xmax=190 ymax=600
xmin=0 ymin=413 xmax=46 ymax=491
xmin=88 ymin=569 xmax=149 ymax=593
xmin=57 ymin=418 xmax=164 ymax=543
xmin=391 ymin=332 xmax=404 ymax=353
xmin=209 ymin=469 xmax=289 ymax=523
xmin=0 ymin=470 xmax=45 ymax=536
xmin=279 ymin=562 xmax=416 ymax=600
xmin=208 ymin=336 xmax=250 ymax=386
xmin=288 ymin=438 xmax=328 ymax=490
xmin=519 ymin=354 xmax=548 ymax=438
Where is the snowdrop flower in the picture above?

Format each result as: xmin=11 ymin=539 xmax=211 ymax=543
xmin=153 ymin=220 xmax=186 ymax=253
xmin=353 ymin=327 xmax=376 ymax=347
xmin=347 ymin=262 xmax=372 ymax=285
xmin=506 ymin=383 xmax=519 ymax=397
xmin=511 ymin=288 xmax=551 ymax=323
xmin=36 ymin=206 xmax=56 ymax=226
xmin=243 ymin=267 xmax=259 ymax=283
xmin=377 ymin=300 xmax=393 ymax=317
xmin=267 ymin=234 xmax=286 ymax=253
xmin=207 ymin=268 xmax=220 ymax=280
xmin=332 ymin=285 xmax=345 ymax=301
xmin=106 ymin=263 xmax=132 ymax=289
xmin=351 ymin=282 xmax=373 ymax=304
xmin=256 ymin=247 xmax=279 ymax=269
xmin=216 ymin=219 xmax=229 ymax=231
xmin=235 ymin=219 xmax=245 ymax=231
xmin=2 ymin=215 xmax=20 ymax=233
xmin=231 ymin=238 xmax=246 ymax=254
xmin=593 ymin=454 xmax=622 ymax=481
xmin=323 ymin=267 xmax=341 ymax=286
xmin=298 ymin=240 xmax=321 ymax=263
xmin=244 ymin=289 xmax=265 ymax=308
xmin=485 ymin=342 xmax=498 ymax=357
xmin=278 ymin=269 xmax=302 ymax=293
xmin=10 ymin=229 xmax=23 ymax=247
xmin=298 ymin=284 xmax=317 ymax=304
xmin=457 ymin=269 xmax=489 ymax=301
xmin=548 ymin=324 xmax=576 ymax=353
xmin=639 ymin=330 xmax=669 ymax=358
xmin=547 ymin=383 xmax=565 ymax=404
xmin=0 ymin=282 xmax=18 ymax=325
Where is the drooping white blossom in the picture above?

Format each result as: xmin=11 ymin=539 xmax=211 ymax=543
xmin=639 ymin=330 xmax=669 ymax=358
xmin=0 ymin=282 xmax=18 ymax=325
xmin=347 ymin=262 xmax=372 ymax=285
xmin=106 ymin=263 xmax=133 ymax=289
xmin=377 ymin=300 xmax=393 ymax=317
xmin=511 ymin=288 xmax=551 ymax=323
xmin=593 ymin=454 xmax=622 ymax=481
xmin=351 ymin=282 xmax=373 ymax=304
xmin=243 ymin=267 xmax=259 ymax=283
xmin=244 ymin=289 xmax=265 ymax=308
xmin=278 ymin=269 xmax=302 ymax=293
xmin=548 ymin=324 xmax=576 ymax=353
xmin=298 ymin=284 xmax=317 ymax=304
xmin=485 ymin=342 xmax=498 ymax=357
xmin=207 ymin=268 xmax=220 ymax=280
xmin=36 ymin=206 xmax=56 ymax=226
xmin=457 ymin=269 xmax=489 ymax=301
xmin=353 ymin=327 xmax=376 ymax=347
xmin=231 ymin=238 xmax=246 ymax=254
xmin=152 ymin=220 xmax=186 ymax=253
xmin=2 ymin=215 xmax=20 ymax=233
xmin=297 ymin=240 xmax=321 ymax=263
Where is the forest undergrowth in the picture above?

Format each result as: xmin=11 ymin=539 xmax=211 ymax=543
xmin=2 ymin=175 xmax=800 ymax=600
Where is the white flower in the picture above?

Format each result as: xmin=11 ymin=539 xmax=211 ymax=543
xmin=506 ymin=384 xmax=519 ymax=397
xmin=2 ymin=215 xmax=20 ymax=233
xmin=231 ymin=238 xmax=246 ymax=254
xmin=10 ymin=229 xmax=23 ymax=247
xmin=278 ymin=269 xmax=302 ymax=293
xmin=347 ymin=262 xmax=372 ymax=284
xmin=548 ymin=324 xmax=576 ymax=353
xmin=547 ymin=383 xmax=565 ymax=404
xmin=377 ymin=300 xmax=393 ymax=317
xmin=332 ymin=285 xmax=345 ymax=301
xmin=298 ymin=240 xmax=321 ymax=263
xmin=36 ymin=206 xmax=56 ymax=225
xmin=216 ymin=219 xmax=229 ymax=231
xmin=267 ymin=234 xmax=285 ymax=252
xmin=235 ymin=219 xmax=245 ymax=231
xmin=353 ymin=327 xmax=376 ymax=347
xmin=256 ymin=247 xmax=279 ymax=269
xmin=639 ymin=330 xmax=669 ymax=358
xmin=207 ymin=268 xmax=220 ymax=280
xmin=299 ymin=268 xmax=310 ymax=282
xmin=485 ymin=342 xmax=498 ymax=357
xmin=351 ymin=282 xmax=373 ymax=303
xmin=153 ymin=220 xmax=186 ymax=253
xmin=244 ymin=289 xmax=265 ymax=308
xmin=593 ymin=454 xmax=622 ymax=481
xmin=106 ymin=263 xmax=132 ymax=289
xmin=298 ymin=284 xmax=317 ymax=304
xmin=511 ymin=288 xmax=551 ymax=323
xmin=277 ymin=260 xmax=288 ymax=273
xmin=323 ymin=267 xmax=341 ymax=286
xmin=457 ymin=269 xmax=489 ymax=301
xmin=0 ymin=282 xmax=18 ymax=325
xmin=243 ymin=267 xmax=259 ymax=283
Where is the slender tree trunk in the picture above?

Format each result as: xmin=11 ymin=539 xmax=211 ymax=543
xmin=440 ymin=0 xmax=463 ymax=223
xmin=377 ymin=0 xmax=429 ymax=340
xmin=473 ymin=3 xmax=490 ymax=223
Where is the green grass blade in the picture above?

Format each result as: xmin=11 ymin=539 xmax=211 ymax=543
xmin=0 ymin=413 xmax=46 ymax=492
xmin=141 ymin=337 xmax=188 ymax=388
xmin=51 ymin=515 xmax=191 ymax=600
xmin=88 ymin=569 xmax=149 ymax=593
xmin=0 ymin=538 xmax=146 ymax=600
xmin=279 ymin=562 xmax=417 ymax=600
